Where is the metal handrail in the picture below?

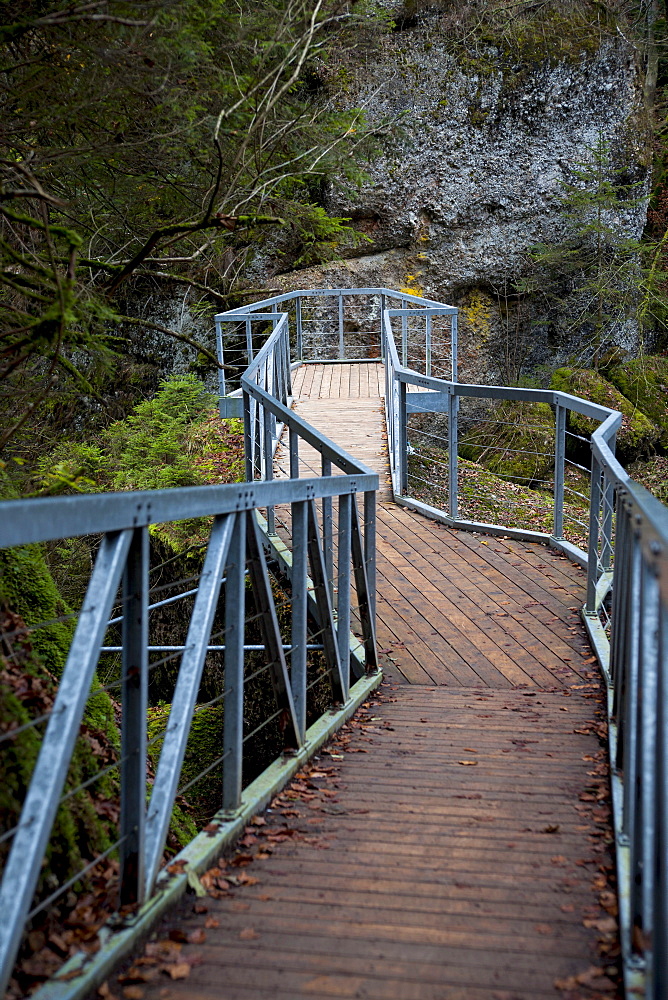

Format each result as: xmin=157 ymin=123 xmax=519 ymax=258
xmin=2 ymin=283 xmax=667 ymax=999
xmin=0 ymin=305 xmax=380 ymax=995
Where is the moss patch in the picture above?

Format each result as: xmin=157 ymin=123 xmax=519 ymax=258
xmin=550 ymin=367 xmax=660 ymax=463
xmin=458 ymin=400 xmax=555 ymax=487
xmin=607 ymin=356 xmax=668 ymax=449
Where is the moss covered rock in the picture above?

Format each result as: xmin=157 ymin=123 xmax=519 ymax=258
xmin=607 ymin=356 xmax=668 ymax=449
xmin=550 ymin=367 xmax=660 ymax=463
xmin=458 ymin=400 xmax=555 ymax=488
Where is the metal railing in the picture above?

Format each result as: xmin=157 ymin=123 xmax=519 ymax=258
xmin=216 ymin=286 xmax=668 ymax=997
xmin=0 ymin=328 xmax=380 ymax=995
xmin=1 ymin=284 xmax=667 ymax=998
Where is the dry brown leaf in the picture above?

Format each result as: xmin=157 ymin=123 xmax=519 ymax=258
xmin=166 ymin=963 xmax=191 ymax=981
xmin=204 ymin=917 xmax=220 ymax=929
xmin=457 ymin=760 xmax=478 ymax=766
xmin=239 ymin=927 xmax=259 ymax=940
xmin=188 ymin=929 xmax=206 ymax=944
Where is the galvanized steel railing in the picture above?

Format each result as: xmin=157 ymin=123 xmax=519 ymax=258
xmin=1 ymin=284 xmax=667 ymax=998
xmin=217 ymin=286 xmax=668 ymax=998
xmin=0 ymin=324 xmax=380 ymax=994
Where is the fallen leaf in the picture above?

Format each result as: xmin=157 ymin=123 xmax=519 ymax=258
xmin=166 ymin=963 xmax=191 ymax=981
xmin=239 ymin=927 xmax=259 ymax=940
xmin=204 ymin=917 xmax=220 ymax=929
xmin=188 ymin=929 xmax=206 ymax=944
xmin=458 ymin=760 xmax=478 ymax=766
xmin=122 ymin=988 xmax=144 ymax=1000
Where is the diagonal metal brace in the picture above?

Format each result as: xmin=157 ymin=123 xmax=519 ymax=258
xmin=143 ymin=513 xmax=235 ymax=896
xmin=246 ymin=510 xmax=301 ymax=749
xmin=351 ymin=501 xmax=378 ymax=676
xmin=306 ymin=500 xmax=346 ymax=703
xmin=0 ymin=529 xmax=133 ymax=998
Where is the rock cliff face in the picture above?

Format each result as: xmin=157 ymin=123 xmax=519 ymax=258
xmin=276 ymin=7 xmax=651 ymax=384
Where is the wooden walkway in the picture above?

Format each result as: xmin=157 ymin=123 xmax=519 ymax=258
xmin=125 ymin=364 xmax=619 ymax=1000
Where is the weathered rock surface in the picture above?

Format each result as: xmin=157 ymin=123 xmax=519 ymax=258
xmin=275 ymin=7 xmax=651 ymax=384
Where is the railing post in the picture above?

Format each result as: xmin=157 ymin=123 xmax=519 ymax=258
xmin=263 ymin=406 xmax=275 ymax=533
xmin=451 ymin=311 xmax=458 ymax=382
xmin=364 ymin=490 xmax=377 ymax=623
xmin=215 ymin=319 xmax=226 ymax=413
xmin=296 ymin=295 xmax=303 ymax=360
xmin=602 ymin=436 xmax=616 ymax=570
xmin=291 ymin=500 xmax=308 ymax=741
xmin=654 ymin=598 xmax=668 ymax=1000
xmin=223 ymin=512 xmax=246 ymax=812
xmin=401 ymin=310 xmax=408 ymax=368
xmin=380 ymin=294 xmax=386 ymax=357
xmin=398 ymin=379 xmax=408 ymax=496
xmin=322 ymin=456 xmax=333 ymax=599
xmin=338 ymin=292 xmax=344 ymax=360
xmin=337 ymin=493 xmax=352 ymax=699
xmin=245 ymin=317 xmax=253 ymax=364
xmin=119 ymin=526 xmax=149 ymax=906
xmin=243 ymin=390 xmax=253 ymax=481
xmin=631 ymin=560 xmax=659 ymax=960
xmin=425 ymin=313 xmax=432 ymax=377
xmin=553 ymin=403 xmax=566 ymax=539
xmin=586 ymin=457 xmax=602 ymax=614
xmin=448 ymin=388 xmax=458 ymax=520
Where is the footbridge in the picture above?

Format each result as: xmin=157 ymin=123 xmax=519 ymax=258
xmin=0 ymin=288 xmax=667 ymax=999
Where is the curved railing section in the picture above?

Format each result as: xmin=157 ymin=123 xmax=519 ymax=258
xmin=0 ymin=286 xmax=666 ymax=998
xmin=217 ymin=286 xmax=668 ymax=999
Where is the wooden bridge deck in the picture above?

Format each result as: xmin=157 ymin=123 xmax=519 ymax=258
xmin=126 ymin=363 xmax=618 ymax=1000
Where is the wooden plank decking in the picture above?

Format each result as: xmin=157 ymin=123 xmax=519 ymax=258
xmin=126 ymin=363 xmax=619 ymax=1000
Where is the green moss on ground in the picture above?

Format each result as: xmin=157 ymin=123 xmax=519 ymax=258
xmin=550 ymin=367 xmax=660 ymax=463
xmin=607 ymin=356 xmax=668 ymax=449
xmin=458 ymin=400 xmax=555 ymax=487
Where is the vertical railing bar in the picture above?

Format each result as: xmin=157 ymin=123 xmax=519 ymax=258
xmin=215 ymin=319 xmax=226 ymax=411
xmin=338 ymin=293 xmax=344 ymax=360
xmin=263 ymin=406 xmax=275 ymax=534
xmin=291 ymin=500 xmax=308 ymax=741
xmin=380 ymin=294 xmax=386 ymax=357
xmin=352 ymin=498 xmax=378 ymax=672
xmin=245 ymin=318 xmax=253 ymax=364
xmin=364 ymin=490 xmax=377 ymax=623
xmin=653 ymin=598 xmax=668 ymax=1000
xmin=401 ymin=311 xmax=408 ymax=368
xmin=296 ymin=295 xmax=303 ymax=360
xmin=586 ymin=457 xmax=602 ymax=613
xmin=337 ymin=493 xmax=352 ymax=700
xmin=425 ymin=313 xmax=432 ymax=377
xmin=602 ymin=443 xmax=616 ymax=570
xmin=448 ymin=388 xmax=458 ymax=520
xmin=631 ymin=559 xmax=659 ymax=955
xmin=119 ymin=526 xmax=149 ymax=906
xmin=243 ymin=390 xmax=253 ymax=482
xmin=398 ymin=379 xmax=407 ymax=496
xmin=289 ymin=427 xmax=299 ymax=480
xmin=222 ymin=512 xmax=246 ymax=813
xmin=553 ymin=403 xmax=566 ymax=539
xmin=622 ymin=531 xmax=642 ymax=842
xmin=451 ymin=311 xmax=458 ymax=382
xmin=322 ymin=455 xmax=333 ymax=599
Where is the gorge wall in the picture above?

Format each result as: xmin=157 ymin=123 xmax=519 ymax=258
xmin=270 ymin=5 xmax=651 ymax=384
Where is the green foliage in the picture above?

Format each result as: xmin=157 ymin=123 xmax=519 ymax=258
xmin=106 ymin=375 xmax=213 ymax=491
xmin=606 ymin=354 xmax=668 ymax=448
xmin=550 ymin=366 xmax=660 ymax=462
xmin=0 ymin=0 xmax=385 ymax=463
